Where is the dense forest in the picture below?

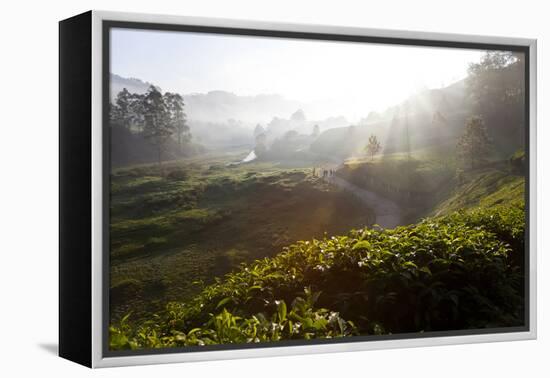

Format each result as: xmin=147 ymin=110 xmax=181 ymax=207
xmin=108 ymin=51 xmax=527 ymax=350
xmin=110 ymin=86 xmax=204 ymax=166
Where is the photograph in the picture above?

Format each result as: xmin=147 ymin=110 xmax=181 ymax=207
xmin=106 ymin=26 xmax=527 ymax=352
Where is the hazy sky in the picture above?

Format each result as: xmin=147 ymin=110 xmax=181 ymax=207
xmin=111 ymin=28 xmax=486 ymax=120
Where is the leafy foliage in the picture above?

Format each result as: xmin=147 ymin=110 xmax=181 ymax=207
xmin=365 ymin=134 xmax=381 ymax=161
xmin=457 ymin=116 xmax=492 ymax=169
xmin=110 ymin=201 xmax=525 ymax=350
xmin=110 ymin=287 xmax=355 ymax=350
xmin=466 ymin=51 xmax=525 ymax=155
xmin=164 ymin=92 xmax=190 ymax=151
xmin=110 ymin=86 xmax=192 ymax=166
xmin=509 ymin=149 xmax=526 ymax=173
xmin=433 ymin=168 xmax=524 ymax=217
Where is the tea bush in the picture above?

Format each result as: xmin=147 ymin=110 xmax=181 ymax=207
xmin=110 ymin=202 xmax=525 ymax=350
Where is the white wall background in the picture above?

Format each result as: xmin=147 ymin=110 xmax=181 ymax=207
xmin=0 ymin=0 xmax=547 ymax=376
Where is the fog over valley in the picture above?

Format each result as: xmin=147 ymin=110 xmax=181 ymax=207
xmin=111 ymin=70 xmax=469 ymax=155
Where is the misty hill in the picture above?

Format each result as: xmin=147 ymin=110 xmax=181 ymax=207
xmin=109 ymin=73 xmax=473 ymax=161
xmin=111 ymin=60 xmax=523 ymax=161
xmin=311 ymin=80 xmax=474 ymax=159
xmin=110 ymin=74 xmax=352 ymax=150
xmin=111 ymin=74 xmax=305 ymax=124
xmin=110 ymin=74 xmax=161 ymax=98
xmin=312 ymin=53 xmax=526 ymax=160
xmin=185 ymin=91 xmax=305 ymax=124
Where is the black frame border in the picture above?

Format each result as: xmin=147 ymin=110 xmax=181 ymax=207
xmin=101 ymin=19 xmax=531 ymax=359
xmin=59 ymin=11 xmax=93 ymax=367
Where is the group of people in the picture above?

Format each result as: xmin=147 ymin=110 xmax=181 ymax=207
xmin=313 ymin=167 xmax=336 ymax=179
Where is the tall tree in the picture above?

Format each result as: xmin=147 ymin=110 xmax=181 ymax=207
xmin=109 ymin=101 xmax=122 ymax=126
xmin=253 ymin=124 xmax=265 ymax=138
xmin=142 ymin=86 xmax=175 ymax=166
xmin=365 ymin=134 xmax=381 ymax=161
xmin=384 ymin=106 xmax=401 ymax=155
xmin=128 ymin=93 xmax=146 ymax=133
xmin=466 ymin=51 xmax=525 ymax=153
xmin=290 ymin=109 xmax=306 ymax=123
xmin=254 ymin=132 xmax=267 ymax=158
xmin=115 ymin=88 xmax=132 ymax=129
xmin=312 ymin=124 xmax=320 ymax=138
xmin=164 ymin=92 xmax=190 ymax=152
xmin=403 ymin=101 xmax=412 ymax=161
xmin=457 ymin=116 xmax=492 ymax=170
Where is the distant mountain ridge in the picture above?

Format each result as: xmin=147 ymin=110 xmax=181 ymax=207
xmin=110 ymin=73 xmax=304 ymax=124
xmin=110 ymin=73 xmax=467 ymax=127
xmin=110 ymin=74 xmax=161 ymax=97
xmin=184 ymin=91 xmax=304 ymax=124
xmin=110 ymin=73 xmax=475 ymax=156
xmin=311 ymin=80 xmax=472 ymax=158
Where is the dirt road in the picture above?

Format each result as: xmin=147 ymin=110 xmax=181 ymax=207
xmin=329 ymin=175 xmax=403 ymax=229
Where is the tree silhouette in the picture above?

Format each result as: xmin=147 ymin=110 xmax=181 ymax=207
xmin=128 ymin=93 xmax=146 ymax=133
xmin=254 ymin=132 xmax=267 ymax=157
xmin=290 ymin=109 xmax=306 ymax=123
xmin=142 ymin=86 xmax=175 ymax=166
xmin=457 ymin=116 xmax=492 ymax=170
xmin=312 ymin=124 xmax=320 ymax=138
xmin=365 ymin=134 xmax=381 ymax=161
xmin=115 ymin=88 xmax=132 ymax=130
xmin=109 ymin=101 xmax=122 ymax=126
xmin=253 ymin=124 xmax=265 ymax=138
xmin=165 ymin=92 xmax=189 ymax=152
xmin=466 ymin=51 xmax=525 ymax=152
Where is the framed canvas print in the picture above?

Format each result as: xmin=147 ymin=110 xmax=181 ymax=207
xmin=59 ymin=10 xmax=537 ymax=368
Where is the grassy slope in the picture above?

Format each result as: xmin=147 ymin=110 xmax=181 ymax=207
xmin=432 ymin=165 xmax=525 ymax=216
xmin=109 ymin=150 xmax=526 ymax=350
xmin=110 ymin=200 xmax=525 ymax=350
xmin=338 ymin=146 xmax=457 ymax=225
xmin=110 ymin=155 xmax=375 ymax=323
xmin=342 ymin=151 xmax=454 ymax=194
xmin=339 ymin=144 xmax=525 ymax=224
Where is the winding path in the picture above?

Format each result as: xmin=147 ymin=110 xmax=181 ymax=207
xmin=329 ymin=175 xmax=403 ymax=229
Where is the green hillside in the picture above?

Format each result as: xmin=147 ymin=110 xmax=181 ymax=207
xmin=110 ymin=156 xmax=374 ymax=324
xmin=432 ymin=166 xmax=525 ymax=216
xmin=110 ymin=198 xmax=525 ymax=350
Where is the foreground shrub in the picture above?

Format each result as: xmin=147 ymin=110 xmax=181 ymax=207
xmin=110 ymin=202 xmax=525 ymax=350
xmin=110 ymin=287 xmax=355 ymax=349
